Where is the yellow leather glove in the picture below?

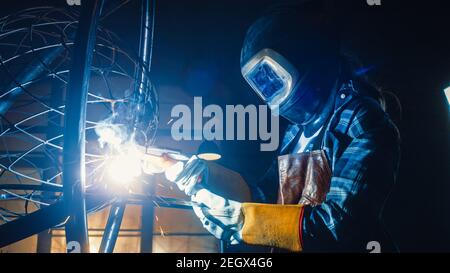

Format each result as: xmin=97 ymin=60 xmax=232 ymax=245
xmin=241 ymin=203 xmax=305 ymax=252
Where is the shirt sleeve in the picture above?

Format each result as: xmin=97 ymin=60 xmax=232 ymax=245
xmin=301 ymin=97 xmax=401 ymax=251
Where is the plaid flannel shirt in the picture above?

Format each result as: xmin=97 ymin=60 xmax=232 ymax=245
xmin=258 ymin=82 xmax=401 ymax=252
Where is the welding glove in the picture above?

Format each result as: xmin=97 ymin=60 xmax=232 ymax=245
xmin=165 ymin=155 xmax=208 ymax=196
xmin=192 ymin=188 xmax=305 ymax=251
xmin=191 ymin=188 xmax=244 ymax=245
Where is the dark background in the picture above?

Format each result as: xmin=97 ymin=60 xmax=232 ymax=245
xmin=2 ymin=0 xmax=450 ymax=252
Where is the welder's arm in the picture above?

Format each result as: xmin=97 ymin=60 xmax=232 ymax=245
xmin=240 ymin=203 xmax=305 ymax=251
xmin=188 ymin=164 xmax=304 ymax=251
xmin=191 ymin=189 xmax=305 ymax=251
xmin=178 ymin=160 xmax=305 ymax=250
xmin=300 ymin=99 xmax=400 ymax=251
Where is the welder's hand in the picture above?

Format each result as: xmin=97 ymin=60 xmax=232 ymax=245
xmin=165 ymin=155 xmax=208 ymax=196
xmin=191 ymin=188 xmax=243 ymax=245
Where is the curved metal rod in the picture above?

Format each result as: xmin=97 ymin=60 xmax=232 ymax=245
xmin=62 ymin=0 xmax=105 ymax=253
xmin=130 ymin=0 xmax=158 ymax=147
xmin=0 ymin=184 xmax=62 ymax=191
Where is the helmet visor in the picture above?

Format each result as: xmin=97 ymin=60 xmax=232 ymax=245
xmin=242 ymin=49 xmax=298 ymax=109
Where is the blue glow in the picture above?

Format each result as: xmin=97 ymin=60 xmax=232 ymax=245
xmin=247 ymin=60 xmax=286 ymax=101
xmin=355 ymin=65 xmax=375 ymax=76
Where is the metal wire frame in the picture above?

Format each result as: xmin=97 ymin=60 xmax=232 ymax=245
xmin=0 ymin=3 xmax=159 ymax=248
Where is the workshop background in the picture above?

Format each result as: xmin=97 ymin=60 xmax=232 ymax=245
xmin=0 ymin=0 xmax=449 ymax=252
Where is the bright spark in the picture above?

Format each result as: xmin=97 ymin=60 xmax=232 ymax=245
xmin=106 ymin=143 xmax=144 ymax=186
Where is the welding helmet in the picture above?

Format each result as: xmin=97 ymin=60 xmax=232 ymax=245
xmin=241 ymin=4 xmax=340 ymax=125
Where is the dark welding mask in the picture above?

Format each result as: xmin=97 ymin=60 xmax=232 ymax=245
xmin=241 ymin=3 xmax=340 ymax=126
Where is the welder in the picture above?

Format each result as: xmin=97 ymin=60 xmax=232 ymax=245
xmin=145 ymin=3 xmax=400 ymax=252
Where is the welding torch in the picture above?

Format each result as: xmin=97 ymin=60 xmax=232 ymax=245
xmin=140 ymin=147 xmax=189 ymax=174
xmin=139 ymin=147 xmax=210 ymax=208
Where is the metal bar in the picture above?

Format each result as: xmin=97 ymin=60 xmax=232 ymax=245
xmin=140 ymin=176 xmax=155 ymax=253
xmin=0 ymin=188 xmax=192 ymax=208
xmin=36 ymin=230 xmax=53 ymax=253
xmin=0 ymin=201 xmax=67 ymax=248
xmin=0 ymin=193 xmax=109 ymax=248
xmin=125 ymin=193 xmax=194 ymax=209
xmin=140 ymin=203 xmax=154 ymax=252
xmin=98 ymin=201 xmax=126 ymax=253
xmin=0 ymin=184 xmax=62 ymax=192
xmin=62 ymin=0 xmax=104 ymax=253
xmin=220 ymin=240 xmax=227 ymax=253
xmin=129 ymin=0 xmax=157 ymax=147
xmin=134 ymin=0 xmax=155 ymax=92
xmin=52 ymin=232 xmax=213 ymax=237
